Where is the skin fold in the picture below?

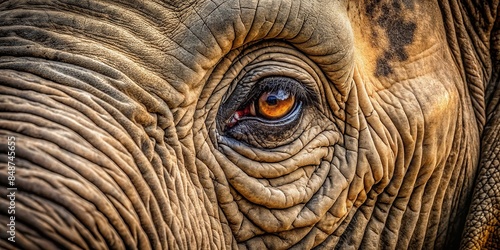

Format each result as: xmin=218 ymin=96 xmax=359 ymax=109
xmin=0 ymin=0 xmax=498 ymax=249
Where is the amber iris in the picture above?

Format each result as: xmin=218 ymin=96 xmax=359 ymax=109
xmin=257 ymin=89 xmax=295 ymax=119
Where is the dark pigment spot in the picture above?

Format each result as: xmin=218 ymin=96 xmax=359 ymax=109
xmin=366 ymin=0 xmax=417 ymax=76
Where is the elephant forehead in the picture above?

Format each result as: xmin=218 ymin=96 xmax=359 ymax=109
xmin=141 ymin=0 xmax=436 ymax=102
xmin=156 ymin=0 xmax=353 ymax=94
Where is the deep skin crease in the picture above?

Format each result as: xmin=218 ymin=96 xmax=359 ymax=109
xmin=0 ymin=0 xmax=498 ymax=249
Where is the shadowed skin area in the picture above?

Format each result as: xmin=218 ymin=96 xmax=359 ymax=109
xmin=0 ymin=0 xmax=498 ymax=249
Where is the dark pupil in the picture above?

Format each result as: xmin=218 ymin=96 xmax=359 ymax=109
xmin=266 ymin=95 xmax=278 ymax=106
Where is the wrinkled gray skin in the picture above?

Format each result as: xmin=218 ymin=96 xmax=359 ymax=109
xmin=0 ymin=0 xmax=499 ymax=249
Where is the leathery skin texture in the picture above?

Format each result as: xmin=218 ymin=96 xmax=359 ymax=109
xmin=0 ymin=0 xmax=498 ymax=249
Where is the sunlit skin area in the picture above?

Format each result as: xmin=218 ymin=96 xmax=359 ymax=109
xmin=0 ymin=0 xmax=499 ymax=249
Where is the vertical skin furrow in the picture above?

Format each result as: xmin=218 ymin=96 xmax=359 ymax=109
xmin=411 ymin=86 xmax=460 ymax=248
xmin=429 ymin=107 xmax=478 ymax=249
xmin=436 ymin=1 xmax=498 ymax=248
xmin=438 ymin=0 xmax=498 ymax=131
xmin=461 ymin=68 xmax=500 ymax=248
xmin=378 ymin=91 xmax=424 ymax=249
xmin=341 ymin=82 xmax=424 ymax=249
xmin=181 ymin=135 xmax=220 ymax=248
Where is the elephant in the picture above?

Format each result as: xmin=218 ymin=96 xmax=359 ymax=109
xmin=0 ymin=0 xmax=499 ymax=249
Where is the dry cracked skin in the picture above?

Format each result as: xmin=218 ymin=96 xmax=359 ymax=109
xmin=0 ymin=0 xmax=499 ymax=249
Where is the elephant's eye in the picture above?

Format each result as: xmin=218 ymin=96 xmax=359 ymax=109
xmin=226 ymin=89 xmax=297 ymax=128
xmin=257 ymin=90 xmax=296 ymax=119
xmin=218 ymin=75 xmax=317 ymax=148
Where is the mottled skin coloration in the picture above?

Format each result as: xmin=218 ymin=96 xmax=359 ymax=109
xmin=0 ymin=0 xmax=498 ymax=249
xmin=366 ymin=0 xmax=417 ymax=76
